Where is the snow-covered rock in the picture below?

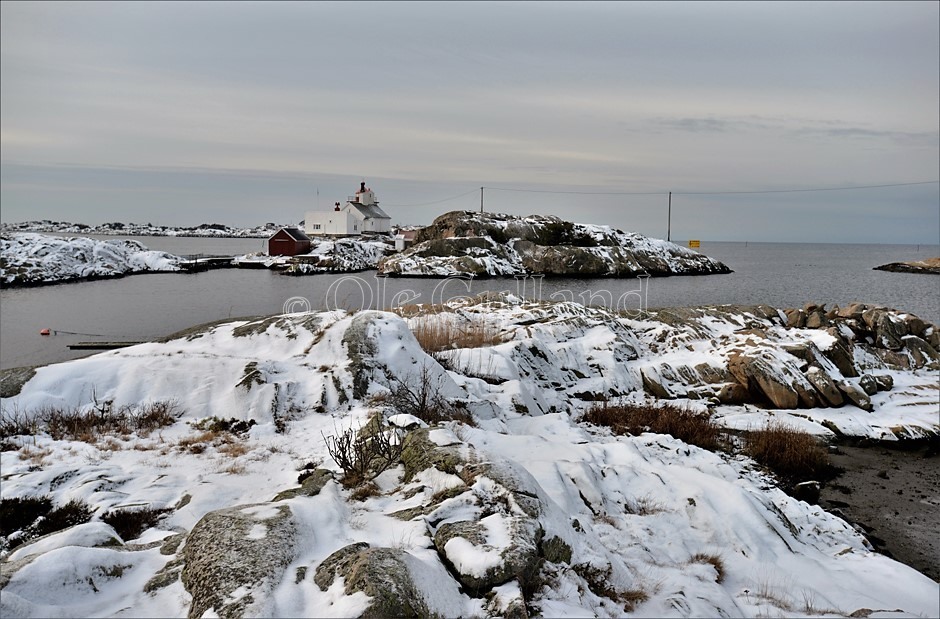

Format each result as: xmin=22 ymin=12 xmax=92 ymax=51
xmin=379 ymin=210 xmax=731 ymax=277
xmin=1 ymin=233 xmax=181 ymax=286
xmin=235 ymin=237 xmax=391 ymax=273
xmin=1 ymin=299 xmax=938 ymax=617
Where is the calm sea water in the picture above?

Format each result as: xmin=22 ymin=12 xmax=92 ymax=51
xmin=1 ymin=236 xmax=938 ymax=369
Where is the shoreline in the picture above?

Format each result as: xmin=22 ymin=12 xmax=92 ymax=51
xmin=821 ymin=438 xmax=940 ymax=582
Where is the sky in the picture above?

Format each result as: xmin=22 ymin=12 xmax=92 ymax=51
xmin=1 ymin=1 xmax=938 ymax=243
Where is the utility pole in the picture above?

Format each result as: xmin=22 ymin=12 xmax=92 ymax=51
xmin=480 ymin=186 xmax=484 ymax=213
xmin=667 ymin=191 xmax=672 ymax=242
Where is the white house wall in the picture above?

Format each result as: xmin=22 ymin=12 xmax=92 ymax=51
xmin=304 ymin=211 xmax=358 ymax=236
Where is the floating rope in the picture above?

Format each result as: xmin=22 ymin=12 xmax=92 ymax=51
xmin=46 ymin=329 xmax=109 ymax=337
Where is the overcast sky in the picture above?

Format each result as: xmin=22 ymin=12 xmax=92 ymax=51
xmin=2 ymin=1 xmax=938 ymax=243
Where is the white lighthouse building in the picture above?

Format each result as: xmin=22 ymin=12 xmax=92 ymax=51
xmin=304 ymin=181 xmax=392 ymax=237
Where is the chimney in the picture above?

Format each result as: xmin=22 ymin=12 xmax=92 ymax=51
xmin=334 ymin=202 xmax=341 ymax=211
xmin=360 ymin=181 xmax=366 ymax=192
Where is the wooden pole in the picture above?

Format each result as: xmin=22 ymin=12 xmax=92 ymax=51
xmin=480 ymin=187 xmax=484 ymax=213
xmin=667 ymin=191 xmax=672 ymax=242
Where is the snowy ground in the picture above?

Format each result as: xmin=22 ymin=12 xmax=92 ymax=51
xmin=0 ymin=300 xmax=937 ymax=617
xmin=1 ymin=233 xmax=182 ymax=286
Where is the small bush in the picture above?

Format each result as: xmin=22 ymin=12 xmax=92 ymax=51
xmin=34 ymin=500 xmax=94 ymax=538
xmin=0 ymin=496 xmax=53 ymax=538
xmin=0 ymin=496 xmax=93 ymax=551
xmin=390 ymin=363 xmax=459 ymax=425
xmin=102 ymin=507 xmax=171 ymax=541
xmin=743 ymin=420 xmax=830 ymax=483
xmin=0 ymin=404 xmax=40 ymax=439
xmin=323 ymin=421 xmax=405 ymax=487
xmin=582 ymin=402 xmax=725 ymax=452
xmin=190 ymin=417 xmax=256 ymax=435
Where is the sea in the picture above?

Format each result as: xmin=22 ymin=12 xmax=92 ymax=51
xmin=1 ymin=236 xmax=938 ymax=370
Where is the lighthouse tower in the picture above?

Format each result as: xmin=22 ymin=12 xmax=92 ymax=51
xmin=354 ymin=181 xmax=377 ymax=206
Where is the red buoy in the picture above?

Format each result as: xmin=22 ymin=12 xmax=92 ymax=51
xmin=40 ymin=328 xmax=50 ymax=336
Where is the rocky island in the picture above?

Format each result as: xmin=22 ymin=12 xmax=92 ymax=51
xmin=1 ymin=296 xmax=937 ymax=617
xmin=873 ymin=257 xmax=940 ymax=275
xmin=379 ymin=211 xmax=731 ymax=278
xmin=0 ymin=232 xmax=182 ymax=286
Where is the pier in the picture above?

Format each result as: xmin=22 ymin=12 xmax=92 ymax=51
xmin=178 ymin=255 xmax=237 ymax=272
xmin=68 ymin=341 xmax=145 ymax=350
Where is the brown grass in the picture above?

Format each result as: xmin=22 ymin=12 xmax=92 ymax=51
xmin=217 ymin=440 xmax=250 ymax=458
xmin=349 ymin=481 xmax=381 ymax=501
xmin=408 ymin=316 xmax=502 ymax=353
xmin=217 ymin=462 xmax=247 ymax=475
xmin=621 ymin=588 xmax=650 ymax=612
xmin=582 ymin=402 xmax=725 ymax=452
xmin=690 ymin=553 xmax=726 ymax=583
xmin=743 ymin=420 xmax=830 ymax=483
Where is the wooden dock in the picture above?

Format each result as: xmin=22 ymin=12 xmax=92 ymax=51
xmin=178 ymin=255 xmax=236 ymax=272
xmin=68 ymin=341 xmax=145 ymax=350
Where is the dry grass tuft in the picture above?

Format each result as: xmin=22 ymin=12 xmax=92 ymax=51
xmin=409 ymin=315 xmax=502 ymax=353
xmin=218 ymin=461 xmax=247 ymax=475
xmin=743 ymin=420 xmax=830 ymax=483
xmin=19 ymin=444 xmax=53 ymax=466
xmin=690 ymin=552 xmax=726 ymax=583
xmin=582 ymin=401 xmax=725 ymax=452
xmin=624 ymin=494 xmax=667 ymax=516
xmin=621 ymin=588 xmax=650 ymax=612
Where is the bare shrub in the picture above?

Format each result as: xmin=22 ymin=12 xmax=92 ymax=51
xmin=0 ymin=403 xmax=40 ymax=439
xmin=582 ymin=401 xmax=725 ymax=452
xmin=2 ymin=398 xmax=180 ymax=443
xmin=133 ymin=400 xmax=182 ymax=432
xmin=743 ymin=420 xmax=830 ymax=483
xmin=323 ymin=420 xmax=405 ymax=487
xmin=389 ymin=363 xmax=469 ymax=425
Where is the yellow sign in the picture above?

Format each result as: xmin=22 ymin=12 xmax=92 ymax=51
xmin=688 ymin=240 xmax=701 ymax=248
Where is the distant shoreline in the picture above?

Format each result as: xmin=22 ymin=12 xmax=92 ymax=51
xmin=873 ymin=258 xmax=940 ymax=275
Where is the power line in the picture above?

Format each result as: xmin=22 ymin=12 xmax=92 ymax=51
xmin=486 ymin=180 xmax=938 ymax=196
xmin=672 ymin=180 xmax=939 ymax=196
xmin=486 ymin=186 xmax=665 ymax=196
xmin=384 ymin=188 xmax=480 ymax=207
xmin=384 ymin=179 xmax=938 ymax=207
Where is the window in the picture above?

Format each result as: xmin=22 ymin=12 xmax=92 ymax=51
xmin=354 ymin=224 xmax=358 ymax=231
xmin=312 ymin=223 xmax=321 ymax=230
